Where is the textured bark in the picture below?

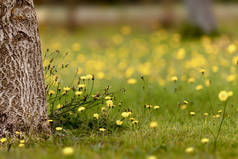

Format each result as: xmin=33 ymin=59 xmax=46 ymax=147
xmin=0 ymin=0 xmax=50 ymax=137
xmin=184 ymin=0 xmax=217 ymax=33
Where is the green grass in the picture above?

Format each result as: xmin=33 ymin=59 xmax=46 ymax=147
xmin=1 ymin=24 xmax=238 ymax=159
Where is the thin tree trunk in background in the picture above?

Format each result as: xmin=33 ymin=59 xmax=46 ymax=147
xmin=184 ymin=0 xmax=217 ymax=33
xmin=67 ymin=0 xmax=78 ymax=29
xmin=0 ymin=0 xmax=50 ymax=137
xmin=161 ymin=0 xmax=175 ymax=28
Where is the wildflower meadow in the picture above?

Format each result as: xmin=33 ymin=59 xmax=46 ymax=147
xmin=1 ymin=24 xmax=238 ymax=159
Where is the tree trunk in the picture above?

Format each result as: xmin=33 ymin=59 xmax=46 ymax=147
xmin=0 ymin=0 xmax=50 ymax=137
xmin=160 ymin=0 xmax=176 ymax=28
xmin=184 ymin=0 xmax=217 ymax=33
xmin=67 ymin=0 xmax=78 ymax=30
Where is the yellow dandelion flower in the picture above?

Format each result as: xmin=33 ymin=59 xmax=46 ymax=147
xmin=185 ymin=147 xmax=194 ymax=153
xmin=15 ymin=131 xmax=20 ymax=135
xmin=132 ymin=120 xmax=139 ymax=124
xmin=228 ymin=44 xmax=236 ymax=54
xmin=218 ymin=109 xmax=222 ymax=113
xmin=212 ymin=66 xmax=219 ymax=72
xmin=232 ymin=56 xmax=238 ymax=65
xmin=20 ymin=140 xmax=25 ymax=144
xmin=171 ymin=76 xmax=178 ymax=82
xmin=130 ymin=118 xmax=135 ymax=121
xmin=150 ymin=121 xmax=158 ymax=128
xmin=201 ymin=138 xmax=209 ymax=144
xmin=56 ymin=127 xmax=63 ymax=131
xmin=227 ymin=74 xmax=236 ymax=82
xmin=184 ymin=100 xmax=189 ymax=104
xmin=99 ymin=128 xmax=106 ymax=132
xmin=77 ymin=67 xmax=83 ymax=75
xmin=78 ymin=107 xmax=86 ymax=112
xmin=61 ymin=91 xmax=67 ymax=95
xmin=116 ymin=120 xmax=123 ymax=126
xmin=203 ymin=112 xmax=209 ymax=116
xmin=121 ymin=112 xmax=132 ymax=118
xmin=75 ymin=91 xmax=83 ymax=96
xmin=176 ymin=48 xmax=186 ymax=60
xmin=56 ymin=104 xmax=63 ymax=109
xmin=101 ymin=107 xmax=106 ymax=111
xmin=86 ymin=74 xmax=93 ymax=80
xmin=190 ymin=112 xmax=196 ymax=116
xmin=125 ymin=67 xmax=134 ymax=78
xmin=106 ymin=100 xmax=114 ymax=108
xmin=181 ymin=105 xmax=187 ymax=110
xmin=80 ymin=76 xmax=87 ymax=80
xmin=205 ymin=80 xmax=211 ymax=87
xmin=93 ymin=113 xmax=99 ymax=119
xmin=63 ymin=87 xmax=71 ymax=91
xmin=154 ymin=106 xmax=160 ymax=110
xmin=199 ymin=69 xmax=206 ymax=74
xmin=62 ymin=147 xmax=74 ymax=155
xmin=0 ymin=138 xmax=7 ymax=143
xmin=188 ymin=77 xmax=195 ymax=83
xmin=196 ymin=85 xmax=203 ymax=91
xmin=96 ymin=72 xmax=105 ymax=79
xmin=228 ymin=91 xmax=233 ymax=97
xmin=18 ymin=144 xmax=24 ymax=148
xmin=78 ymin=84 xmax=86 ymax=88
xmin=105 ymin=96 xmax=112 ymax=100
xmin=146 ymin=155 xmax=157 ymax=159
xmin=213 ymin=114 xmax=221 ymax=118
xmin=48 ymin=119 xmax=53 ymax=122
xmin=127 ymin=78 xmax=137 ymax=84
xmin=218 ymin=91 xmax=228 ymax=102
xmin=48 ymin=90 xmax=55 ymax=95
xmin=145 ymin=104 xmax=153 ymax=109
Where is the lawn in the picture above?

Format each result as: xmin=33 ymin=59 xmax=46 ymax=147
xmin=1 ymin=24 xmax=238 ymax=159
